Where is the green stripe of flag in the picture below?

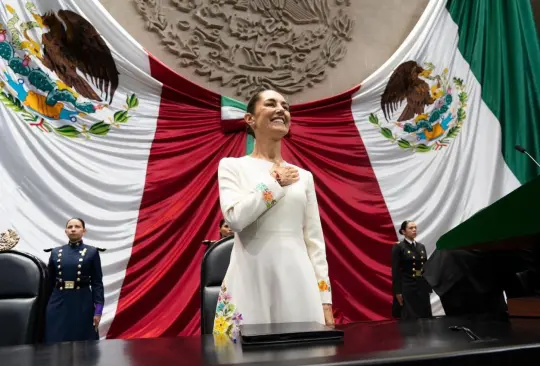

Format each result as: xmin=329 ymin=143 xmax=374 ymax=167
xmin=221 ymin=96 xmax=254 ymax=154
xmin=447 ymin=0 xmax=540 ymax=183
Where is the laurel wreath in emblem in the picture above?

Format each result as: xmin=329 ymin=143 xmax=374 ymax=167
xmin=0 ymin=90 xmax=139 ymax=139
xmin=369 ymin=62 xmax=468 ymax=152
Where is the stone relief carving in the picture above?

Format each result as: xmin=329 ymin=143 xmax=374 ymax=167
xmin=133 ymin=0 xmax=355 ymax=100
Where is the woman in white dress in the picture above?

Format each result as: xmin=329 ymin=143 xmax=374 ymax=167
xmin=213 ymin=90 xmax=334 ymax=339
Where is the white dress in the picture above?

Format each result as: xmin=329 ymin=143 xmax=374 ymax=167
xmin=213 ymin=155 xmax=332 ymax=338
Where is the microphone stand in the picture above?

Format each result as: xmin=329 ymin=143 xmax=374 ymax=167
xmin=449 ymin=326 xmax=481 ymax=341
xmin=524 ymin=151 xmax=540 ymax=168
xmin=515 ymin=145 xmax=540 ymax=168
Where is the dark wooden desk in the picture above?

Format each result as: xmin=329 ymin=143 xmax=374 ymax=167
xmin=2 ymin=316 xmax=540 ymax=366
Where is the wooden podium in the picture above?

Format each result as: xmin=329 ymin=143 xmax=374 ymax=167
xmin=437 ymin=175 xmax=540 ymax=317
xmin=507 ymin=297 xmax=540 ymax=317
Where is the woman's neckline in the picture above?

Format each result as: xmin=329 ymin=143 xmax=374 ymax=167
xmin=246 ymin=155 xmax=287 ymax=165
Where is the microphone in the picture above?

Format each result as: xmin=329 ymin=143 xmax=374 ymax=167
xmin=449 ymin=326 xmax=480 ymax=341
xmin=515 ymin=145 xmax=540 ymax=168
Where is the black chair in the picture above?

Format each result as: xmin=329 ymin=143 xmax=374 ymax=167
xmin=200 ymin=236 xmax=233 ymax=334
xmin=0 ymin=250 xmax=48 ymax=346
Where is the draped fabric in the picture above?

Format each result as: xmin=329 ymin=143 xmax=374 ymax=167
xmin=283 ymin=90 xmax=398 ymax=321
xmin=106 ymin=58 xmax=246 ymax=338
xmin=1 ymin=0 xmax=539 ymax=339
xmin=348 ymin=0 xmax=537 ymax=315
xmin=446 ymin=0 xmax=540 ymax=184
xmin=0 ymin=0 xmax=164 ymax=338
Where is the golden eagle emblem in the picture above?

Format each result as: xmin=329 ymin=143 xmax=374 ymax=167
xmin=381 ymin=60 xmax=434 ymax=122
xmin=0 ymin=3 xmax=139 ymax=139
xmin=41 ymin=9 xmax=119 ymax=104
xmin=369 ymin=61 xmax=468 ymax=152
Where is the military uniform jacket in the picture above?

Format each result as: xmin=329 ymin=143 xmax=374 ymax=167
xmin=44 ymin=241 xmax=104 ymax=343
xmin=391 ymin=239 xmax=432 ymax=320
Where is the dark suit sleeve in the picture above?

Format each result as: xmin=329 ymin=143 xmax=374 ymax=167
xmin=391 ymin=244 xmax=402 ymax=294
xmin=91 ymin=249 xmax=104 ymax=315
xmin=47 ymin=252 xmax=56 ymax=296
xmin=419 ymin=243 xmax=433 ymax=293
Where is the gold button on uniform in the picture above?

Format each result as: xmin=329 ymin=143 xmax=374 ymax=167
xmin=78 ymin=264 xmax=81 ymax=268
xmin=79 ymin=259 xmax=83 ymax=262
xmin=58 ymin=265 xmax=61 ymax=269
xmin=77 ymin=278 xmax=80 ymax=282
xmin=77 ymin=271 xmax=81 ymax=275
xmin=59 ymin=271 xmax=62 ymax=275
xmin=60 ymin=287 xmax=63 ymax=291
xmin=77 ymin=286 xmax=80 ymax=290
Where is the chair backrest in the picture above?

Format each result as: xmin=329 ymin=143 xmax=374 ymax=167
xmin=0 ymin=250 xmax=48 ymax=346
xmin=200 ymin=236 xmax=233 ymax=334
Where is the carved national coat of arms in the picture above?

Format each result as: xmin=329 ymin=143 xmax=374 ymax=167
xmin=135 ymin=0 xmax=355 ymax=100
xmin=369 ymin=61 xmax=468 ymax=152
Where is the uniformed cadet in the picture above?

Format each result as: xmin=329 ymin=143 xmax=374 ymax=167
xmin=391 ymin=220 xmax=432 ymax=320
xmin=44 ymin=218 xmax=105 ymax=343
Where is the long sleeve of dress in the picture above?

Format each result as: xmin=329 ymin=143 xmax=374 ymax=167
xmin=391 ymin=244 xmax=402 ymax=295
xmin=91 ymin=250 xmax=104 ymax=315
xmin=303 ymin=172 xmax=332 ymax=304
xmin=218 ymin=158 xmax=286 ymax=232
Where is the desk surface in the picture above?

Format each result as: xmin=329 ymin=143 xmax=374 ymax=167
xmin=2 ymin=316 xmax=540 ymax=366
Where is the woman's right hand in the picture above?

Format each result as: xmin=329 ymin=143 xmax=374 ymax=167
xmin=396 ymin=294 xmax=404 ymax=306
xmin=272 ymin=164 xmax=299 ymax=186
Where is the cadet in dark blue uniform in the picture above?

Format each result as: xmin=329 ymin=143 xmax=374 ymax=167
xmin=391 ymin=220 xmax=432 ymax=320
xmin=44 ymin=218 xmax=105 ymax=343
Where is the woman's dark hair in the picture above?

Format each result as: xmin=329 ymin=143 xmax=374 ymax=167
xmin=245 ymin=90 xmax=265 ymax=137
xmin=399 ymin=220 xmax=410 ymax=235
xmin=219 ymin=219 xmax=226 ymax=228
xmin=246 ymin=90 xmax=264 ymax=115
xmin=66 ymin=217 xmax=86 ymax=229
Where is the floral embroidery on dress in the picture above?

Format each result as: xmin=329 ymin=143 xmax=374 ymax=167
xmin=256 ymin=183 xmax=277 ymax=208
xmin=213 ymin=333 xmax=230 ymax=348
xmin=318 ymin=280 xmax=331 ymax=292
xmin=214 ymin=284 xmax=243 ymax=340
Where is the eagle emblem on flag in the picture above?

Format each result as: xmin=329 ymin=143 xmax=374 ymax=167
xmin=0 ymin=2 xmax=139 ymax=139
xmin=369 ymin=61 xmax=468 ymax=152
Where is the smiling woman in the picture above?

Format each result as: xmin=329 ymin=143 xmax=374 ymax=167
xmin=214 ymin=90 xmax=334 ymax=339
xmin=244 ymin=90 xmax=290 ymax=138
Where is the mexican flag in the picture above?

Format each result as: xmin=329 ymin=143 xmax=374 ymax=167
xmin=344 ymin=0 xmax=540 ymax=316
xmin=0 ymin=0 xmax=538 ymax=339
